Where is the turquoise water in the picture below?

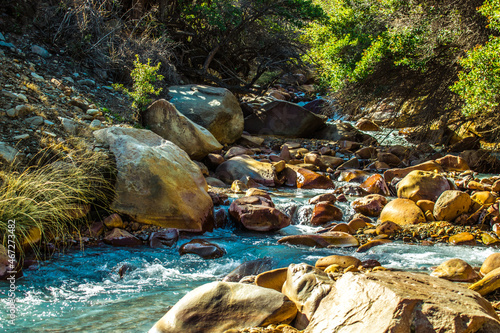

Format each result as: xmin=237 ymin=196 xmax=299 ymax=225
xmin=0 ymin=189 xmax=497 ymax=332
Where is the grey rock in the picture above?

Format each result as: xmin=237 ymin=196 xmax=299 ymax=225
xmin=78 ymin=79 xmax=96 ymax=87
xmin=31 ymin=72 xmax=44 ymax=81
xmin=31 ymin=45 xmax=51 ymax=58
xmin=0 ymin=142 xmax=20 ymax=164
xmin=89 ymin=119 xmax=102 ymax=129
xmin=24 ymin=116 xmax=44 ymax=128
xmin=59 ymin=117 xmax=78 ymax=134
xmin=13 ymin=134 xmax=30 ymax=140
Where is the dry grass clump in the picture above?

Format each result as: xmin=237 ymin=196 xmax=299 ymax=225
xmin=0 ymin=141 xmax=115 ymax=259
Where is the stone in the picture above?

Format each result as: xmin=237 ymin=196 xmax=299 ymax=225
xmin=142 ymin=99 xmax=223 ymax=160
xmin=308 ymin=193 xmax=336 ymax=205
xmin=435 ymin=155 xmax=470 ymax=172
xmin=103 ymin=213 xmax=124 ymax=229
xmin=337 ymin=158 xmax=360 ymax=170
xmin=317 ymin=155 xmax=344 ymax=169
xmin=206 ymin=177 xmax=227 ymax=187
xmin=89 ymin=119 xmax=101 ymax=129
xmin=94 ymin=127 xmax=214 ymax=232
xmin=282 ymin=264 xmax=334 ymax=330
xmin=471 ymin=191 xmax=496 ymax=208
xmin=290 ymin=166 xmax=334 ymax=189
xmin=0 ymin=244 xmax=10 ymax=280
xmin=461 ymin=149 xmax=500 ymax=174
xmin=244 ymin=100 xmax=326 ymax=138
xmin=310 ymin=201 xmax=343 ymax=226
xmin=481 ymin=253 xmax=500 ymax=275
xmin=168 ymin=85 xmax=244 ymax=144
xmin=348 ymin=218 xmax=367 ymax=231
xmin=216 ymin=155 xmax=277 ymax=186
xmin=449 ymin=232 xmax=476 ymax=246
xmin=338 ymin=169 xmax=369 ymax=182
xmin=255 ymin=267 xmax=288 ymax=292
xmin=89 ymin=221 xmax=104 ymax=237
xmin=205 ymin=153 xmax=225 ymax=169
xmin=103 ymin=228 xmax=142 ymax=247
xmin=224 ymin=146 xmax=253 ymax=160
xmin=351 ymin=194 xmax=388 ymax=217
xmin=375 ymin=221 xmax=402 ymax=235
xmin=150 ymin=282 xmax=297 ymax=333
xmin=379 ymin=198 xmax=426 ymax=226
xmin=330 ymin=223 xmax=354 ymax=234
xmin=397 ymin=170 xmax=451 ymax=202
xmin=356 ymin=119 xmax=380 ymax=131
xmin=238 ymin=134 xmax=265 ymax=147
xmin=86 ymin=108 xmax=101 ymax=116
xmin=356 ymin=239 xmax=392 ymax=252
xmin=229 ymin=196 xmax=290 ymax=232
xmin=360 ymin=174 xmax=390 ymax=196
xmin=433 ymin=190 xmax=472 ymax=222
xmin=149 ymin=228 xmax=179 ymax=248
xmin=245 ymin=188 xmax=271 ymax=200
xmin=223 ymin=258 xmax=274 ymax=282
xmin=315 ymin=255 xmax=361 ymax=270
xmin=277 ymin=232 xmax=359 ymax=248
xmin=384 ymin=161 xmax=444 ymax=184
xmin=416 ymin=200 xmax=435 ymax=213
xmin=355 ymin=147 xmax=377 ymax=159
xmin=179 ymin=239 xmax=226 ymax=259
xmin=231 ymin=180 xmax=248 ymax=193
xmin=0 ymin=142 xmax=20 ymax=164
xmin=431 ymin=258 xmax=479 ymax=282
xmin=78 ymin=79 xmax=96 ymax=86
xmin=24 ymin=116 xmax=44 ymax=128
xmin=470 ymin=267 xmax=500 ymax=296
xmin=315 ymin=122 xmax=374 ymax=143
xmin=305 ymin=271 xmax=500 ymax=333
xmin=377 ymin=152 xmax=401 ymax=167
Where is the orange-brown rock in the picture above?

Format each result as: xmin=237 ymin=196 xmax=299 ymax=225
xmin=360 ymin=174 xmax=390 ymax=195
xmin=375 ymin=221 xmax=402 ymax=235
xmin=356 ymin=119 xmax=380 ymax=131
xmin=103 ymin=228 xmax=142 ymax=247
xmin=310 ymin=201 xmax=343 ymax=226
xmin=377 ymin=153 xmax=401 ymax=167
xmin=308 ymin=193 xmax=336 ymax=205
xmin=348 ymin=218 xmax=367 ymax=231
xmin=449 ymin=232 xmax=476 ymax=246
xmin=290 ymin=166 xmax=334 ymax=189
xmin=433 ymin=190 xmax=472 ymax=222
xmin=384 ymin=161 xmax=444 ymax=184
xmin=357 ymin=239 xmax=392 ymax=252
xmin=352 ymin=194 xmax=388 ymax=217
xmin=315 ymin=255 xmax=361 ymax=270
xmin=277 ymin=232 xmax=359 ymax=248
xmin=255 ymin=267 xmax=288 ymax=292
xmin=416 ymin=200 xmax=435 ymax=213
xmin=430 ymin=258 xmax=479 ymax=282
xmin=379 ymin=198 xmax=426 ymax=226
xmin=331 ymin=223 xmax=354 ymax=234
xmin=355 ymin=147 xmax=377 ymax=159
xmin=435 ymin=155 xmax=470 ymax=172
xmin=338 ymin=169 xmax=369 ymax=182
xmin=245 ymin=188 xmax=272 ymax=200
xmin=397 ymin=170 xmax=451 ymax=202
xmin=229 ymin=196 xmax=291 ymax=231
xmin=481 ymin=253 xmax=500 ymax=275
xmin=471 ymin=191 xmax=496 ymax=208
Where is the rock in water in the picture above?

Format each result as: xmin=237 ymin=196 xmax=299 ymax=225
xmin=215 ymin=155 xmax=277 ymax=186
xmin=149 ymin=282 xmax=297 ymax=333
xmin=314 ymin=121 xmax=374 ymax=143
xmin=305 ymin=271 xmax=500 ymax=333
xmin=168 ymin=85 xmax=244 ymax=144
xmin=223 ymin=258 xmax=274 ymax=282
xmin=431 ymin=258 xmax=479 ymax=282
xmin=229 ymin=196 xmax=291 ymax=232
xmin=179 ymin=239 xmax=226 ymax=259
xmin=94 ymin=127 xmax=214 ymax=232
xmin=244 ymin=100 xmax=326 ymax=138
xmin=142 ymin=99 xmax=222 ymax=160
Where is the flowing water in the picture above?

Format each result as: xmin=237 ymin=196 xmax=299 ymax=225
xmin=0 ymin=188 xmax=497 ymax=332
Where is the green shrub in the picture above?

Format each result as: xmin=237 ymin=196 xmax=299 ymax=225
xmin=113 ymin=55 xmax=164 ymax=112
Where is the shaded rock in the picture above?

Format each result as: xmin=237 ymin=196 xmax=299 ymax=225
xmin=104 ymin=228 xmax=142 ymax=247
xmin=416 ymin=200 xmax=435 ymax=214
xmin=179 ymin=239 xmax=226 ymax=259
xmin=142 ymin=99 xmax=222 ymax=160
xmin=244 ymin=100 xmax=326 ymax=138
xmin=450 ymin=136 xmax=481 ymax=152
xmin=231 ymin=180 xmax=248 ymax=193
xmin=310 ymin=201 xmax=343 ymax=226
xmin=0 ymin=142 xmax=21 ymax=164
xmin=470 ymin=267 xmax=500 ymax=296
xmin=255 ymin=267 xmax=288 ymax=292
xmin=315 ymin=255 xmax=361 ymax=270
xmin=216 ymin=155 xmax=277 ymax=186
xmin=94 ymin=127 xmax=214 ymax=232
xmin=356 ymin=119 xmax=380 ymax=131
xmin=223 ymin=258 xmax=274 ymax=282
xmin=431 ymin=258 xmax=479 ymax=282
xmin=397 ymin=170 xmax=451 ymax=202
xmin=337 ymin=158 xmax=360 ymax=170
xmin=305 ymin=271 xmax=500 ymax=333
xmin=168 ymin=85 xmax=244 ymax=144
xmin=434 ymin=190 xmax=472 ymax=222
xmin=481 ymin=253 xmax=500 ymax=275
xmin=377 ymin=152 xmax=401 ymax=167
xmin=314 ymin=122 xmax=374 ymax=143
xmin=206 ymin=177 xmax=227 ymax=187
xmin=224 ymin=146 xmax=253 ymax=160
xmin=461 ymin=149 xmax=500 ymax=174
xmin=384 ymin=161 xmax=444 ymax=184
xmin=303 ymin=99 xmax=328 ymax=114
xmin=379 ymin=198 xmax=426 ymax=226
xmin=245 ymin=188 xmax=272 ymax=200
xmin=355 ymin=146 xmax=377 ymax=159
xmin=338 ymin=169 xmax=369 ymax=182
xmin=435 ymin=155 xmax=470 ymax=172
xmin=149 ymin=228 xmax=179 ymax=248
xmin=103 ymin=213 xmax=124 ymax=229
xmin=205 ymin=153 xmax=225 ymax=169
xmin=278 ymin=232 xmax=359 ymax=248
xmin=0 ymin=244 xmax=9 ymax=280
xmin=229 ymin=196 xmax=290 ymax=231
xmin=351 ymin=194 xmax=387 ymax=217
xmin=88 ymin=221 xmax=104 ymax=237
xmin=149 ymin=281 xmax=297 ymax=332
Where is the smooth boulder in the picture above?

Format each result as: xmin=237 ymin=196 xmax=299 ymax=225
xmin=216 ymin=155 xmax=277 ymax=186
xmin=168 ymin=85 xmax=244 ymax=144
xmin=149 ymin=282 xmax=297 ymax=333
xmin=142 ymin=99 xmax=222 ymax=160
xmin=94 ymin=127 xmax=214 ymax=232
xmin=379 ymin=198 xmax=426 ymax=226
xmin=179 ymin=239 xmax=226 ymax=259
xmin=397 ymin=170 xmax=451 ymax=202
xmin=433 ymin=190 xmax=472 ymax=222
xmin=352 ymin=194 xmax=388 ymax=217
xmin=229 ymin=196 xmax=291 ymax=232
xmin=431 ymin=258 xmax=479 ymax=282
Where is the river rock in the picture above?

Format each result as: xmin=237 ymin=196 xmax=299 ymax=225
xmin=348 ymin=218 xmax=368 ymax=231
xmin=379 ymin=198 xmax=426 ymax=226
xmin=142 ymin=99 xmax=222 ymax=160
xmin=216 ymin=155 xmax=277 ymax=186
xmin=231 ymin=180 xmax=248 ymax=193
xmin=94 ymin=127 xmax=214 ymax=232
xmin=433 ymin=190 xmax=472 ymax=222
xmin=223 ymin=258 xmax=274 ymax=282
xmin=314 ymin=122 xmax=374 ymax=143
xmin=168 ymin=85 xmax=244 ymax=144
xmin=179 ymin=239 xmax=226 ymax=259
xmin=356 ymin=147 xmax=378 ymax=159
xmin=308 ymin=193 xmax=336 ymax=205
xmin=255 ymin=267 xmax=289 ymax=292
xmin=356 ymin=119 xmax=380 ymax=131
xmin=103 ymin=228 xmax=142 ymax=247
xmin=470 ymin=267 xmax=500 ymax=296
xmin=431 ymin=258 xmax=479 ymax=282
xmin=360 ymin=174 xmax=390 ymax=195
xmin=103 ymin=213 xmax=124 ymax=229
xmin=357 ymin=239 xmax=392 ymax=252
xmin=149 ymin=281 xmax=297 ymax=333
xmin=351 ymin=194 xmax=387 ymax=217
xmin=310 ymin=201 xmax=343 ymax=226
xmin=290 ymin=166 xmax=334 ymax=189
xmin=305 ymin=271 xmax=500 ymax=333
xmin=449 ymin=232 xmax=476 ymax=246
xmin=315 ymin=255 xmax=361 ymax=270
xmin=384 ymin=161 xmax=444 ymax=184
xmin=375 ymin=221 xmax=402 ymax=235
xmin=377 ymin=152 xmax=401 ymax=167
xmin=149 ymin=228 xmax=179 ymax=248
xmin=229 ymin=196 xmax=291 ymax=231
xmin=244 ymin=100 xmax=326 ymax=138
xmin=481 ymin=253 xmax=500 ymax=275
xmin=0 ymin=244 xmax=9 ymax=280
xmin=282 ymin=263 xmax=334 ymax=330
xmin=397 ymin=170 xmax=451 ymax=202
xmin=278 ymin=232 xmax=359 ymax=248
xmin=435 ymin=155 xmax=470 ymax=172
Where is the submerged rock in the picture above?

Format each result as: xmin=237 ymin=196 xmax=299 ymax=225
xmin=149 ymin=229 xmax=179 ymax=248
xmin=149 ymin=281 xmax=297 ymax=333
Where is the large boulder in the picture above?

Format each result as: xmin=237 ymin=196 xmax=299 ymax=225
xmin=314 ymin=122 xmax=375 ymax=143
xmin=94 ymin=127 xmax=214 ymax=232
xmin=149 ymin=281 xmax=297 ymax=333
xmin=384 ymin=161 xmax=444 ymax=184
xmin=215 ymin=155 xmax=277 ymax=186
xmin=310 ymin=201 xmax=343 ymax=226
xmin=229 ymin=196 xmax=291 ymax=232
xmin=306 ymin=271 xmax=500 ymax=333
xmin=141 ymin=99 xmax=222 ymax=160
xmin=168 ymin=85 xmax=244 ymax=144
xmin=351 ymin=194 xmax=388 ymax=217
xmin=433 ymin=190 xmax=472 ymax=222
xmin=244 ymin=100 xmax=326 ymax=138
xmin=397 ymin=170 xmax=451 ymax=202
xmin=379 ymin=198 xmax=426 ymax=226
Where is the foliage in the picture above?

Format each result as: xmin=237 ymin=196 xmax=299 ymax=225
xmin=113 ymin=55 xmax=164 ymax=111
xmin=451 ymin=0 xmax=500 ymax=116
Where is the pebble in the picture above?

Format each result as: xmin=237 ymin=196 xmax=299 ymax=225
xmin=24 ymin=116 xmax=44 ymax=128
xmin=31 ymin=72 xmax=44 ymax=81
xmin=78 ymin=79 xmax=95 ymax=87
xmin=86 ymin=109 xmax=101 ymax=116
xmin=89 ymin=119 xmax=102 ymax=129
xmin=12 ymin=134 xmax=30 ymax=140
